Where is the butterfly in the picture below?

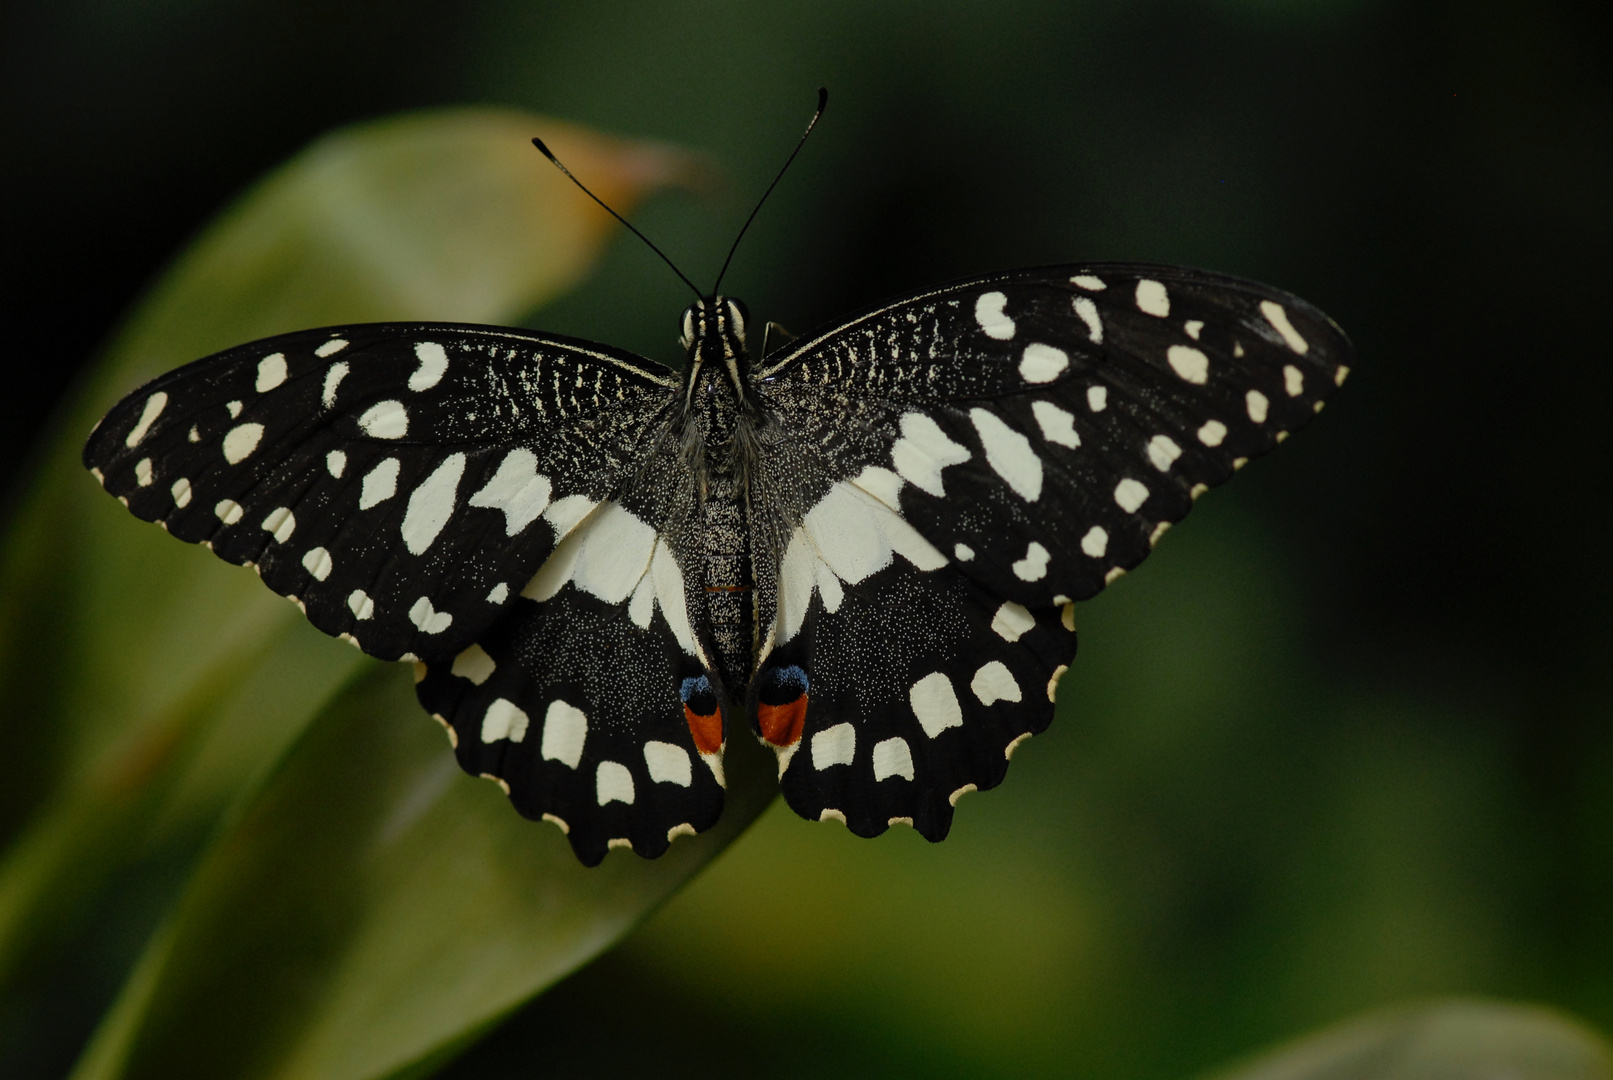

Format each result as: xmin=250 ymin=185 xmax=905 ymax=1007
xmin=83 ymin=98 xmax=1352 ymax=866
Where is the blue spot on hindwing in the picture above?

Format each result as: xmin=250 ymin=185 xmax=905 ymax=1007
xmin=759 ymin=664 xmax=809 ymax=705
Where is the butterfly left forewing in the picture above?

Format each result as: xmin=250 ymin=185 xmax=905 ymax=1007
xmin=85 ymin=322 xmax=681 ymax=661
xmin=749 ymin=263 xmax=1352 ymax=832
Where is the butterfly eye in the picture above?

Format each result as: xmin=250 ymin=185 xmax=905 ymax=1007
xmin=680 ymin=309 xmax=695 ymax=351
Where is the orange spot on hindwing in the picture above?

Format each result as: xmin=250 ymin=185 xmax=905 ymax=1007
xmin=680 ymin=674 xmax=723 ymax=755
xmin=757 ymin=664 xmax=810 ymax=747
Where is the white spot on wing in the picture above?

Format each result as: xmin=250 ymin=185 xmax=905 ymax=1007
xmin=972 ymin=661 xmax=1022 ymax=705
xmin=125 ymin=392 xmax=168 ymax=447
xmin=1167 ymin=345 xmax=1210 ymax=384
xmin=541 ymin=701 xmax=587 ymax=767
xmin=1087 ymin=385 xmax=1108 ymax=411
xmin=359 ymin=400 xmax=408 ymax=439
xmin=407 ymin=596 xmax=452 ymax=634
xmin=644 ymin=742 xmax=692 ymax=787
xmin=322 ymin=361 xmax=349 ymax=408
xmin=326 ymin=450 xmax=346 ymax=478
xmin=486 ymin=582 xmax=508 ymax=604
xmin=315 ymin=338 xmax=348 ymax=357
xmin=596 ymin=761 xmax=635 ymax=806
xmin=401 ymin=453 xmax=466 ymax=555
xmin=135 ymin=458 xmax=153 ymax=486
xmin=1072 ymin=296 xmax=1103 ymax=343
xmin=481 ymin=698 xmax=529 ymax=743
xmin=541 ymin=494 xmax=598 ymax=543
xmin=1032 ymin=401 xmax=1079 ymax=448
xmin=1019 ymin=342 xmax=1069 ymax=383
xmin=170 ymin=477 xmax=191 ymax=507
xmin=347 ymin=589 xmax=374 ymax=620
xmin=954 ymin=543 xmax=974 ymax=561
xmin=1071 ymin=274 xmax=1106 ymax=290
xmin=223 ymin=423 xmax=265 ymax=464
xmin=409 ymin=342 xmax=449 ymax=391
xmin=452 ymin=643 xmax=495 ymax=684
xmin=1080 ymin=526 xmax=1108 ymax=558
xmin=776 ymin=482 xmax=948 ymax=644
xmin=214 ymin=499 xmax=243 ymax=525
xmin=526 ymin=502 xmax=653 ymax=605
xmin=1012 ymin=541 xmax=1050 ymax=581
xmin=1284 ymin=364 xmax=1304 ymax=396
xmin=360 ymin=458 xmax=400 ymax=509
xmin=302 ymin=546 xmax=333 ymax=580
xmin=256 ymin=353 xmax=287 ymax=392
xmin=969 ymin=408 xmax=1043 ymax=501
xmin=469 ymin=449 xmax=552 ymax=535
xmin=1198 ymin=420 xmax=1227 ymax=446
xmin=1115 ymin=478 xmax=1150 ymax=513
xmin=811 ymin=723 xmax=856 ymax=769
xmin=890 ymin=412 xmax=970 ymax=496
xmin=850 ymin=465 xmax=904 ymax=510
xmin=527 ymin=503 xmax=702 ymax=662
xmin=1247 ymin=389 xmax=1270 ymax=423
xmin=261 ymin=506 xmax=295 ymax=543
xmin=991 ymin=601 xmax=1035 ymax=642
xmin=227 ymin=400 xmax=242 ymax=418
xmin=1135 ymin=279 xmax=1170 ymax=317
xmin=872 ymin=737 xmax=915 ymax=782
xmin=1261 ymin=300 xmax=1310 ymax=353
xmin=1147 ymin=435 xmax=1182 ymax=471
xmin=910 ymin=672 xmax=963 ymax=738
xmin=1184 ymin=319 xmax=1204 ymax=340
xmin=974 ymin=291 xmax=1015 ymax=340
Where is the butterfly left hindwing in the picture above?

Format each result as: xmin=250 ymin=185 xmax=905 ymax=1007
xmin=746 ymin=263 xmax=1351 ymax=837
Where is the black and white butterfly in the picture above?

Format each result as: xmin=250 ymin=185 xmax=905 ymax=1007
xmin=83 ymin=91 xmax=1350 ymax=864
xmin=85 ymin=259 xmax=1350 ymax=865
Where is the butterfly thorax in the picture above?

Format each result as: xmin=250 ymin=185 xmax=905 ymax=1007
xmin=678 ymin=297 xmax=760 ymax=700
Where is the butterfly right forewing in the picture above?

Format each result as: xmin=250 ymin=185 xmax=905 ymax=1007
xmin=744 ymin=263 xmax=1352 ymax=836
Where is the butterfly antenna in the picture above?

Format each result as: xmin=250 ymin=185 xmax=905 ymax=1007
xmin=531 ymin=136 xmax=703 ymax=300
xmin=711 ymin=86 xmax=828 ymax=297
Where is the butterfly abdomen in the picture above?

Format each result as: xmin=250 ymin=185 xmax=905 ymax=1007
xmin=693 ymin=376 xmax=756 ymax=703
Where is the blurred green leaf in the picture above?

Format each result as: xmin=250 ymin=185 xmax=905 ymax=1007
xmin=1206 ymin=1000 xmax=1613 ymax=1080
xmin=70 ymin=667 xmax=776 ymax=1080
xmin=0 ymin=106 xmax=760 ymax=1072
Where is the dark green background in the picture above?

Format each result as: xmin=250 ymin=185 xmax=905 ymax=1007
xmin=3 ymin=0 xmax=1610 ymax=1077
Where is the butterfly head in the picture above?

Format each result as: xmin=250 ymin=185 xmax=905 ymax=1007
xmin=680 ymin=296 xmax=751 ymax=403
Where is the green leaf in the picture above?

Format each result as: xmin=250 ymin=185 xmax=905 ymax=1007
xmin=1205 ymin=999 xmax=1613 ymax=1080
xmin=0 ymin=105 xmax=743 ymax=1068
xmin=70 ymin=667 xmax=777 ymax=1080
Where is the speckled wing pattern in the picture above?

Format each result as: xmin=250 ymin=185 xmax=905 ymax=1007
xmin=84 ymin=322 xmax=728 ymax=865
xmin=744 ymin=264 xmax=1351 ymax=840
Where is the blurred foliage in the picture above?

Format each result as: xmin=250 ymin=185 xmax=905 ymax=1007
xmin=1203 ymin=1000 xmax=1613 ymax=1080
xmin=2 ymin=0 xmax=1612 ymax=1077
